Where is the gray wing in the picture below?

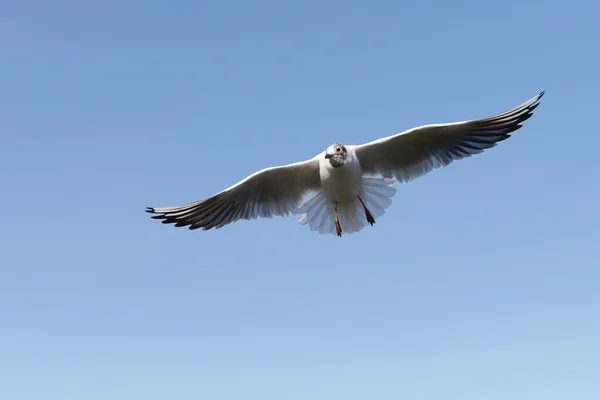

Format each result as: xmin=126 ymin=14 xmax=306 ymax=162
xmin=353 ymin=91 xmax=544 ymax=182
xmin=147 ymin=159 xmax=321 ymax=230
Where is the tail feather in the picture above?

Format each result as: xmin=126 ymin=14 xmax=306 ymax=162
xmin=317 ymin=206 xmax=334 ymax=234
xmin=297 ymin=192 xmax=335 ymax=234
xmin=362 ymin=193 xmax=387 ymax=218
xmin=296 ymin=177 xmax=397 ymax=236
xmin=363 ymin=189 xmax=392 ymax=212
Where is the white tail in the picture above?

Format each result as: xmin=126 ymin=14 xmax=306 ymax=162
xmin=296 ymin=177 xmax=397 ymax=235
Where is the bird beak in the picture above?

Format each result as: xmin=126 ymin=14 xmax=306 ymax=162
xmin=325 ymin=153 xmax=333 ymax=159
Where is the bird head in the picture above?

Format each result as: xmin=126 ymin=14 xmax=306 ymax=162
xmin=325 ymin=143 xmax=347 ymax=168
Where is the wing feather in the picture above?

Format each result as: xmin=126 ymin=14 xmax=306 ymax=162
xmin=147 ymin=159 xmax=321 ymax=230
xmin=353 ymin=91 xmax=544 ymax=182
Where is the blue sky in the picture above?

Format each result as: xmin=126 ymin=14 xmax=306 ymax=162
xmin=1 ymin=1 xmax=599 ymax=399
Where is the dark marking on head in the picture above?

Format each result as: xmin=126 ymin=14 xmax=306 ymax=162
xmin=325 ymin=143 xmax=348 ymax=168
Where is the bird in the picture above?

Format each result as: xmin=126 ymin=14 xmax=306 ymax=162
xmin=147 ymin=91 xmax=544 ymax=237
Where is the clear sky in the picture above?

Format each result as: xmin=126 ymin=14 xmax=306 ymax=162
xmin=1 ymin=1 xmax=599 ymax=399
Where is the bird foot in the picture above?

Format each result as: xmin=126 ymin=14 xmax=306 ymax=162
xmin=365 ymin=208 xmax=375 ymax=226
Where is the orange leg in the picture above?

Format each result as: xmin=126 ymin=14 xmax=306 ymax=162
xmin=335 ymin=203 xmax=342 ymax=237
xmin=358 ymin=196 xmax=375 ymax=226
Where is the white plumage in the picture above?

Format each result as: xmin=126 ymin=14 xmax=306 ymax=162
xmin=147 ymin=91 xmax=544 ymax=236
xmin=297 ymin=176 xmax=396 ymax=235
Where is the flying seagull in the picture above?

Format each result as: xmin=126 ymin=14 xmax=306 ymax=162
xmin=147 ymin=91 xmax=544 ymax=237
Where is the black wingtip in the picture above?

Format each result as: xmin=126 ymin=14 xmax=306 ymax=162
xmin=530 ymin=91 xmax=544 ymax=110
xmin=528 ymin=102 xmax=541 ymax=113
xmin=146 ymin=207 xmax=156 ymax=214
xmin=536 ymin=90 xmax=545 ymax=101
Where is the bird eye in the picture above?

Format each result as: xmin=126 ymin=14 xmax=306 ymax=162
xmin=335 ymin=147 xmax=341 ymax=152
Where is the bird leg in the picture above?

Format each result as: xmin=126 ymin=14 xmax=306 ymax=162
xmin=335 ymin=202 xmax=342 ymax=237
xmin=358 ymin=196 xmax=375 ymax=226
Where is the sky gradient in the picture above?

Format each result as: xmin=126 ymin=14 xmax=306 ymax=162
xmin=1 ymin=1 xmax=599 ymax=399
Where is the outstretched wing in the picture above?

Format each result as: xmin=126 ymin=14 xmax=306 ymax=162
xmin=147 ymin=159 xmax=321 ymax=230
xmin=353 ymin=91 xmax=544 ymax=182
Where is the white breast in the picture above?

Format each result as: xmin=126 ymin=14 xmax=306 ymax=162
xmin=319 ymin=149 xmax=363 ymax=204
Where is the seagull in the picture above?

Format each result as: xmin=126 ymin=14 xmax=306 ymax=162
xmin=147 ymin=91 xmax=544 ymax=237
